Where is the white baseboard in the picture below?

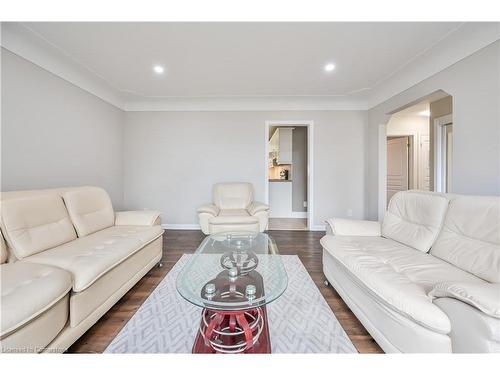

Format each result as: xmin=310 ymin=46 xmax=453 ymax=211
xmin=162 ymin=223 xmax=324 ymax=231
xmin=310 ymin=224 xmax=326 ymax=231
xmin=161 ymin=224 xmax=201 ymax=230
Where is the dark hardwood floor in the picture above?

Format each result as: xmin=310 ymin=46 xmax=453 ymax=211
xmin=68 ymin=230 xmax=383 ymax=354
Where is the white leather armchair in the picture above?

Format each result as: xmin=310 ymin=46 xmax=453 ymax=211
xmin=197 ymin=183 xmax=269 ymax=235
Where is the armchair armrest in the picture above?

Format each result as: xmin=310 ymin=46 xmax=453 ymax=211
xmin=115 ymin=210 xmax=161 ymax=226
xmin=197 ymin=204 xmax=219 ymax=216
xmin=325 ymin=218 xmax=381 ymax=236
xmin=247 ymin=201 xmax=269 ymax=216
xmin=429 ymin=281 xmax=500 ymax=319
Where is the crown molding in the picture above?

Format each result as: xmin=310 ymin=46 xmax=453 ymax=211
xmin=366 ymin=22 xmax=500 ymax=108
xmin=1 ymin=22 xmax=124 ymax=109
xmin=123 ymin=95 xmax=368 ymax=111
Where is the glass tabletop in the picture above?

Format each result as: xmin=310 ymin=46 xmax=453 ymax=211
xmin=176 ymin=231 xmax=288 ymax=311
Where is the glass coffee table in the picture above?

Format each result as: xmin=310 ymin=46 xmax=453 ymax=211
xmin=176 ymin=231 xmax=287 ymax=354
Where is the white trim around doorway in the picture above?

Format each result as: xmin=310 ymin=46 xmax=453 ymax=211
xmin=378 ymin=123 xmax=388 ymax=221
xmin=264 ymin=120 xmax=314 ymax=230
xmin=433 ymin=114 xmax=453 ymax=193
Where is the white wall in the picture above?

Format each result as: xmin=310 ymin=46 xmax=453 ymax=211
xmin=123 ymin=110 xmax=367 ymax=228
xmin=1 ymin=49 xmax=124 ymax=207
xmin=366 ymin=41 xmax=500 ymax=220
xmin=3 ymin=39 xmax=497 ymax=225
xmin=387 ymin=112 xmax=429 ymax=137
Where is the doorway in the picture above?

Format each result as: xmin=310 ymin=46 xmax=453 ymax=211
xmin=264 ymin=121 xmax=313 ymax=230
xmin=378 ymin=92 xmax=453 ymax=217
xmin=387 ymin=136 xmax=412 ymax=203
xmin=385 ymin=102 xmax=431 ymax=206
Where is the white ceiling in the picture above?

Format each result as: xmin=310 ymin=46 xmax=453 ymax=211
xmin=22 ymin=22 xmax=463 ymax=99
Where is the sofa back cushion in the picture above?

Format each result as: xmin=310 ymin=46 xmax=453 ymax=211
xmin=382 ymin=190 xmax=449 ymax=252
xmin=62 ymin=187 xmax=115 ymax=237
xmin=0 ymin=195 xmax=77 ymax=259
xmin=431 ymin=195 xmax=500 ymax=282
xmin=213 ymin=182 xmax=253 ymax=209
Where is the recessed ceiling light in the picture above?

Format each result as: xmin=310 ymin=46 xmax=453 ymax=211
xmin=324 ymin=63 xmax=336 ymax=72
xmin=153 ymin=65 xmax=165 ymax=74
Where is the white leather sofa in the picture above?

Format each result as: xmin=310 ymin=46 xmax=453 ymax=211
xmin=0 ymin=186 xmax=163 ymax=353
xmin=197 ymin=183 xmax=269 ymax=235
xmin=321 ymin=190 xmax=500 ymax=353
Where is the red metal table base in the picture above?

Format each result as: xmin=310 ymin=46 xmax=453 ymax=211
xmin=192 ymin=306 xmax=271 ymax=354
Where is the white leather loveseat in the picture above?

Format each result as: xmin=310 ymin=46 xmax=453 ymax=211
xmin=321 ymin=190 xmax=500 ymax=353
xmin=0 ymin=186 xmax=163 ymax=353
xmin=197 ymin=183 xmax=269 ymax=235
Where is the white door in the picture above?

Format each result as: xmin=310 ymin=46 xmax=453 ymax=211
xmin=419 ymin=134 xmax=430 ymax=190
xmin=387 ymin=137 xmax=409 ymax=203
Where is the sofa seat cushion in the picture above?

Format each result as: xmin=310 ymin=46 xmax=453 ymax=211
xmin=69 ymin=237 xmax=162 ymax=327
xmin=1 ymin=262 xmax=71 ymax=337
xmin=22 ymin=225 xmax=163 ymax=292
xmin=218 ymin=209 xmax=250 ymax=217
xmin=320 ymin=235 xmax=482 ymax=333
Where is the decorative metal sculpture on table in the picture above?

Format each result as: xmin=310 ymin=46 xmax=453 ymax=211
xmin=192 ymin=234 xmax=271 ymax=354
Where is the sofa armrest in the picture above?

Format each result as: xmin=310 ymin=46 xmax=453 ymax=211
xmin=247 ymin=201 xmax=269 ymax=216
xmin=325 ymin=218 xmax=381 ymax=236
xmin=197 ymin=204 xmax=219 ymax=217
xmin=429 ymin=282 xmax=500 ymax=319
xmin=115 ymin=210 xmax=161 ymax=226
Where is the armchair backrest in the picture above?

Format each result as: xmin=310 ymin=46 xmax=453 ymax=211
xmin=213 ymin=182 xmax=254 ymax=209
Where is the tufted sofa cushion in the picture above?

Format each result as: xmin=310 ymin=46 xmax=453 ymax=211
xmin=1 ymin=262 xmax=71 ymax=337
xmin=22 ymin=225 xmax=163 ymax=292
xmin=62 ymin=187 xmax=115 ymax=237
xmin=382 ymin=191 xmax=449 ymax=252
xmin=431 ymin=195 xmax=500 ymax=282
xmin=0 ymin=195 xmax=77 ymax=259
xmin=320 ymin=234 xmax=483 ymax=333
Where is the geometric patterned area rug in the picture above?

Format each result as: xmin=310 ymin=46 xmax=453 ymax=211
xmin=104 ymin=255 xmax=357 ymax=353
